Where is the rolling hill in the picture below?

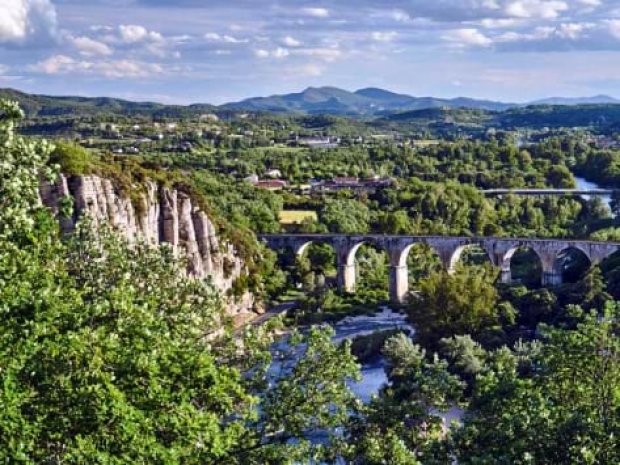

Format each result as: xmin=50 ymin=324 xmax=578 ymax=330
xmin=221 ymin=86 xmax=514 ymax=115
xmin=3 ymin=87 xmax=620 ymax=128
xmin=0 ymin=88 xmax=216 ymax=118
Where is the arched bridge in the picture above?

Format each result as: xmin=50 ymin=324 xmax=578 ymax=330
xmin=258 ymin=234 xmax=620 ymax=304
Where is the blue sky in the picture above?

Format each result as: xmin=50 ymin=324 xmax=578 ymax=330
xmin=1 ymin=0 xmax=620 ymax=104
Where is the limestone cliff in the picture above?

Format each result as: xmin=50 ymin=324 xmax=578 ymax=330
xmin=39 ymin=174 xmax=256 ymax=316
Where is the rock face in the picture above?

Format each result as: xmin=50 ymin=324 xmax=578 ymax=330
xmin=40 ymin=174 xmax=256 ymax=316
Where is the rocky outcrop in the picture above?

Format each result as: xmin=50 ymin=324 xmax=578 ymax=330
xmin=39 ymin=174 xmax=256 ymax=316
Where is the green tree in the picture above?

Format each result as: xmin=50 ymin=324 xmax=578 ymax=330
xmin=0 ymin=101 xmax=362 ymax=464
xmin=453 ymin=304 xmax=620 ymax=464
xmin=321 ymin=199 xmax=370 ymax=234
xmin=408 ymin=266 xmax=501 ymax=350
xmin=343 ymin=334 xmax=463 ymax=464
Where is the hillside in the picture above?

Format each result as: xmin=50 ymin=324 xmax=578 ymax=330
xmin=497 ymin=104 xmax=620 ymax=128
xmin=0 ymin=88 xmax=216 ymax=118
xmin=5 ymin=88 xmax=620 ymax=128
xmin=222 ymin=86 xmax=513 ymax=114
xmin=382 ymin=107 xmax=492 ymax=124
xmin=382 ymin=103 xmax=620 ymax=130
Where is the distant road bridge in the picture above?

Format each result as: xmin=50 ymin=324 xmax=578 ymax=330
xmin=259 ymin=234 xmax=620 ymax=305
xmin=482 ymin=188 xmax=617 ymax=196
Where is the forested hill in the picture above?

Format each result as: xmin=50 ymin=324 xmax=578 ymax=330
xmin=219 ymin=86 xmax=514 ymax=114
xmin=383 ymin=104 xmax=620 ymax=129
xmin=498 ymin=104 xmax=620 ymax=129
xmin=0 ymin=88 xmax=216 ymax=118
xmin=5 ymin=87 xmax=620 ymax=129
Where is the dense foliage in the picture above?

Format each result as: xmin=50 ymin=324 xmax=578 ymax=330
xmin=3 ymin=98 xmax=620 ymax=464
xmin=0 ymin=101 xmax=363 ymax=464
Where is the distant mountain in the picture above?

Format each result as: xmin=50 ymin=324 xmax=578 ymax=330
xmin=354 ymin=87 xmax=415 ymax=106
xmin=528 ymin=95 xmax=620 ymax=106
xmin=4 ymin=87 xmax=620 ymax=122
xmin=221 ymin=86 xmax=374 ymax=115
xmin=0 ymin=88 xmax=216 ymax=118
xmin=221 ymin=86 xmax=514 ymax=115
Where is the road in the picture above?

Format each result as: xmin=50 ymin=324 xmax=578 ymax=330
xmin=235 ymin=301 xmax=298 ymax=334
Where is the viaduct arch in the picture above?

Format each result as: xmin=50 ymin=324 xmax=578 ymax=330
xmin=259 ymin=234 xmax=620 ymax=305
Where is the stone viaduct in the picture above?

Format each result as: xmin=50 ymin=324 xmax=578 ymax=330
xmin=258 ymin=234 xmax=620 ymax=305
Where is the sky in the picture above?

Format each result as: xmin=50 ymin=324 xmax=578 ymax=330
xmin=1 ymin=0 xmax=620 ymax=104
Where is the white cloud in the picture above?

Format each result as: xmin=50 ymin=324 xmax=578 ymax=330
xmin=32 ymin=54 xmax=164 ymax=78
xmin=478 ymin=18 xmax=521 ymax=28
xmin=496 ymin=22 xmax=594 ymax=42
xmin=390 ymin=10 xmax=411 ymax=22
xmin=442 ymin=28 xmax=493 ymax=47
xmin=282 ymin=36 xmax=302 ymax=47
xmin=118 ymin=24 xmax=163 ymax=44
xmin=371 ymin=31 xmax=398 ymax=42
xmin=254 ymin=47 xmax=289 ymax=58
xmin=97 ymin=24 xmax=175 ymax=58
xmin=0 ymin=0 xmax=57 ymax=45
xmin=301 ymin=7 xmax=330 ymax=18
xmin=496 ymin=26 xmax=553 ymax=41
xmin=71 ymin=36 xmax=113 ymax=57
xmin=505 ymin=0 xmax=568 ymax=19
xmin=273 ymin=47 xmax=289 ymax=58
xmin=607 ymin=20 xmax=620 ymax=39
xmin=204 ymin=32 xmax=248 ymax=44
xmin=577 ymin=0 xmax=600 ymax=5
xmin=556 ymin=22 xmax=591 ymax=39
xmin=296 ymin=47 xmax=341 ymax=62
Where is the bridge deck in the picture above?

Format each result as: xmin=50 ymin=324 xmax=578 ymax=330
xmin=482 ymin=188 xmax=616 ymax=196
xmin=258 ymin=233 xmax=620 ymax=247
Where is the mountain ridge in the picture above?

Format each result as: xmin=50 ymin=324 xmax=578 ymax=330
xmin=2 ymin=86 xmax=620 ymax=118
xmin=220 ymin=86 xmax=516 ymax=114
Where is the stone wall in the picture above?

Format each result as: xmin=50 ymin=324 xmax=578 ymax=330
xmin=40 ymin=174 xmax=256 ymax=316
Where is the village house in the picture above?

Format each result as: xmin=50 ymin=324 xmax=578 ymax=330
xmin=253 ymin=179 xmax=288 ymax=191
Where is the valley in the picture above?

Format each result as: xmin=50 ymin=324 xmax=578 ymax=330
xmin=2 ymin=89 xmax=620 ymax=463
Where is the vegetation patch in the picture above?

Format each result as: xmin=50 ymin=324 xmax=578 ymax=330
xmin=278 ymin=210 xmax=318 ymax=225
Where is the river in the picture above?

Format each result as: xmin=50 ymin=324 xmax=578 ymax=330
xmin=574 ymin=175 xmax=613 ymax=213
xmin=332 ymin=307 xmax=411 ymax=402
xmin=332 ymin=308 xmax=464 ymax=431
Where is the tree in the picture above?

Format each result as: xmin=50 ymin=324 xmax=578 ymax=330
xmin=611 ymin=190 xmax=620 ymax=219
xmin=546 ymin=164 xmax=575 ymax=188
xmin=239 ymin=326 xmax=361 ymax=463
xmin=453 ymin=304 xmax=620 ymax=464
xmin=342 ymin=334 xmax=463 ymax=464
xmin=407 ymin=266 xmax=501 ymax=350
xmin=321 ymin=199 xmax=370 ymax=234
xmin=0 ymin=101 xmax=362 ymax=463
xmin=439 ymin=335 xmax=488 ymax=391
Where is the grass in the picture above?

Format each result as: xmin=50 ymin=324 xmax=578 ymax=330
xmin=279 ymin=210 xmax=318 ymax=225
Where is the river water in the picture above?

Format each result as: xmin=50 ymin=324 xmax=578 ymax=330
xmin=332 ymin=307 xmax=412 ymax=402
xmin=331 ymin=308 xmax=464 ymax=430
xmin=574 ymin=176 xmax=612 ymax=212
